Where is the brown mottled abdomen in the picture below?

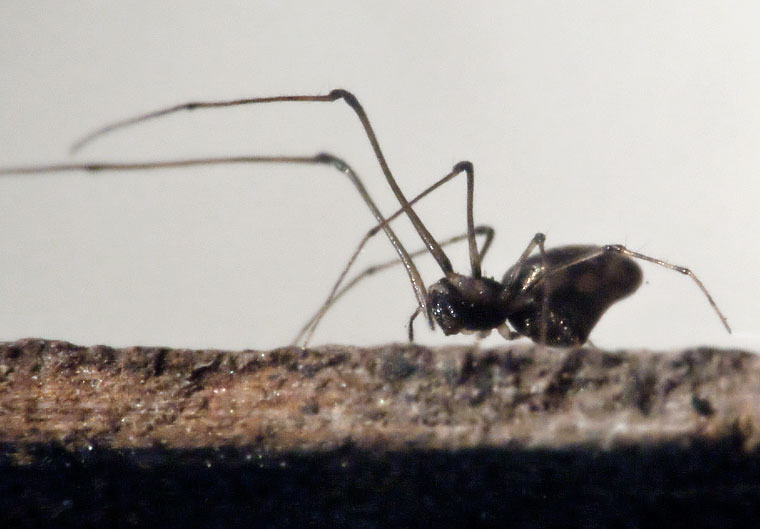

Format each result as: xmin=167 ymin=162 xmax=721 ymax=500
xmin=502 ymin=246 xmax=643 ymax=346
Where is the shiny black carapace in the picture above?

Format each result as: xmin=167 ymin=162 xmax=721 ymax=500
xmin=0 ymin=89 xmax=731 ymax=346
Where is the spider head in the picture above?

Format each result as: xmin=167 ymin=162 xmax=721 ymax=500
xmin=429 ymin=274 xmax=510 ymax=335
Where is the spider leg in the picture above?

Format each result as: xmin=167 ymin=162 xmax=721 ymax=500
xmin=297 ymin=225 xmax=495 ymax=345
xmin=500 ymin=232 xmax=550 ymax=344
xmin=0 ymin=152 xmax=431 ymax=330
xmin=69 ymin=89 xmax=466 ymax=322
xmin=296 ymin=160 xmax=485 ymax=345
xmin=542 ymin=244 xmax=731 ymax=334
xmin=496 ymin=322 xmax=522 ymax=341
xmin=408 ymin=307 xmax=422 ymax=342
xmin=603 ymin=244 xmax=731 ymax=333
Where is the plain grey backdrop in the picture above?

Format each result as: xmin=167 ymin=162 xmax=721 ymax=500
xmin=1 ymin=2 xmax=758 ymax=351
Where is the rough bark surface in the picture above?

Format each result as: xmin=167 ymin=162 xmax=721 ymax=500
xmin=2 ymin=338 xmax=759 ymax=527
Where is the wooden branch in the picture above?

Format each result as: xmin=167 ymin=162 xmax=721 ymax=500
xmin=1 ymin=338 xmax=759 ymax=526
xmin=1 ymin=339 xmax=758 ymax=451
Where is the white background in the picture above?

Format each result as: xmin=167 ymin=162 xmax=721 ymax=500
xmin=0 ymin=2 xmax=758 ymax=351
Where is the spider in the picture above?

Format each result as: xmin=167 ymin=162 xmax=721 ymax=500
xmin=0 ymin=89 xmax=731 ymax=347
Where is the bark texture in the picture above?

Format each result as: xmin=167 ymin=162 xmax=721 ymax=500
xmin=2 ymin=338 xmax=759 ymax=527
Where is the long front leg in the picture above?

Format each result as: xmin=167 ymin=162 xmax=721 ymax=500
xmin=297 ymin=161 xmax=486 ymax=345
xmin=70 ymin=89 xmax=456 ymax=284
xmin=0 ymin=152 xmax=431 ymax=330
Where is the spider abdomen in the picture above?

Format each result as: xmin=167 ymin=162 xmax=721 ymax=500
xmin=503 ymin=245 xmax=643 ymax=346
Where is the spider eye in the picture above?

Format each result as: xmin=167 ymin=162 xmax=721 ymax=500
xmin=430 ymin=286 xmax=462 ymax=335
